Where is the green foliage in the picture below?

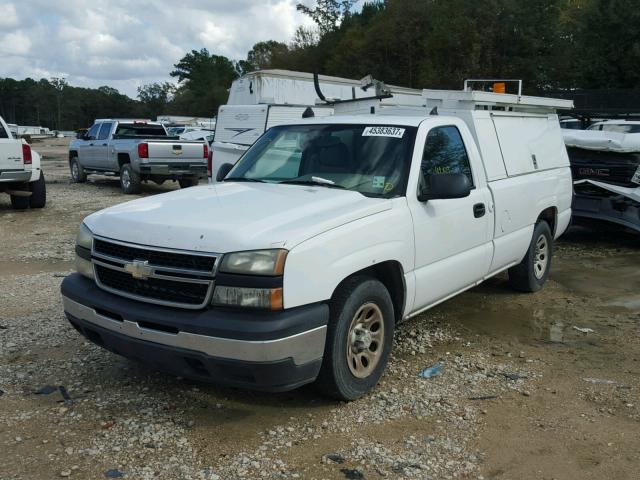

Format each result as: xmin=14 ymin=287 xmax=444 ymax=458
xmin=169 ymin=48 xmax=238 ymax=116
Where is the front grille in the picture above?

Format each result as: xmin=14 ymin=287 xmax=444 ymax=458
xmin=95 ymin=265 xmax=210 ymax=306
xmin=92 ymin=238 xmax=217 ymax=309
xmin=94 ymin=239 xmax=215 ymax=272
xmin=568 ymin=147 xmax=640 ymax=187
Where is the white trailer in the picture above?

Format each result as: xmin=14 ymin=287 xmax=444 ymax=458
xmin=211 ymin=70 xmax=424 ymax=179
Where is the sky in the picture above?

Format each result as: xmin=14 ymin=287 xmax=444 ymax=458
xmin=0 ymin=0 xmax=315 ymax=98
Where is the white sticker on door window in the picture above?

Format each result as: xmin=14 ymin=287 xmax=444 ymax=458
xmin=362 ymin=126 xmax=405 ymax=138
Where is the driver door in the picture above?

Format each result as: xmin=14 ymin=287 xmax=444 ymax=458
xmin=408 ymin=122 xmax=493 ymax=312
xmin=78 ymin=123 xmax=101 ymax=168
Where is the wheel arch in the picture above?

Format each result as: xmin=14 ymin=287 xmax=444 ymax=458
xmin=330 ymin=260 xmax=406 ymax=325
xmin=117 ymin=152 xmax=130 ymax=168
xmin=537 ymin=206 xmax=557 ymax=236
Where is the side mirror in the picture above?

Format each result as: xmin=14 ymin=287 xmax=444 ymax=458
xmin=418 ymin=173 xmax=471 ymax=202
xmin=216 ymin=163 xmax=234 ymax=182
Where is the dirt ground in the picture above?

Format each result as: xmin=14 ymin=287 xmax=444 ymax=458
xmin=0 ymin=138 xmax=638 ymax=480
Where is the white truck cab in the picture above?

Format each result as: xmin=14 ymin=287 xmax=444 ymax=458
xmin=61 ymin=85 xmax=573 ymax=400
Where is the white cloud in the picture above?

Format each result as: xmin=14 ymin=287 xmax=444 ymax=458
xmin=0 ymin=0 xmax=315 ymax=97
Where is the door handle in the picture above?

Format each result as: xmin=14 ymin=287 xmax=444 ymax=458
xmin=473 ymin=203 xmax=486 ymax=218
xmin=89 ymin=143 xmax=94 ymax=146
xmin=102 ymin=143 xmax=107 ymax=146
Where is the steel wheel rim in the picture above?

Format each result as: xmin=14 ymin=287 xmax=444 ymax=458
xmin=121 ymin=169 xmax=130 ymax=189
xmin=346 ymin=302 xmax=385 ymax=379
xmin=534 ymin=234 xmax=549 ymax=279
xmin=71 ymin=162 xmax=78 ymax=180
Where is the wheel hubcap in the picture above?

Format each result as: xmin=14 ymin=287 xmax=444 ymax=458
xmin=347 ymin=303 xmax=384 ymax=378
xmin=122 ymin=170 xmax=130 ymax=189
xmin=72 ymin=163 xmax=78 ymax=179
xmin=534 ymin=234 xmax=549 ymax=279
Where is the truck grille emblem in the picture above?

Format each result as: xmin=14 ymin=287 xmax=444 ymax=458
xmin=123 ymin=260 xmax=153 ymax=280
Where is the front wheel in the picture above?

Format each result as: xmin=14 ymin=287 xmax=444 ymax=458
xmin=119 ymin=164 xmax=141 ymax=194
xmin=70 ymin=158 xmax=87 ymax=183
xmin=315 ymin=276 xmax=394 ymax=401
xmin=508 ymin=221 xmax=553 ymax=292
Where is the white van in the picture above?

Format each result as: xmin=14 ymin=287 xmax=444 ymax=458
xmin=61 ymin=84 xmax=573 ymax=400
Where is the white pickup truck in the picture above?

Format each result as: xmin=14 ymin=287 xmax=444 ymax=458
xmin=61 ymin=87 xmax=572 ymax=400
xmin=0 ymin=116 xmax=46 ymax=209
xmin=69 ymin=119 xmax=208 ymax=194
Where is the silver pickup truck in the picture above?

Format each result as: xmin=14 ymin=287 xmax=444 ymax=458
xmin=69 ymin=119 xmax=208 ymax=194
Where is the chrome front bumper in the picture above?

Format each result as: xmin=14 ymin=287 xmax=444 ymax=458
xmin=62 ymin=296 xmax=326 ymax=366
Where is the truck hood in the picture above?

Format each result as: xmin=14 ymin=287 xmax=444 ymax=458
xmin=84 ymin=183 xmax=392 ymax=253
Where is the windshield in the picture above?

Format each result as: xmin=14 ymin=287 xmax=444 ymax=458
xmin=225 ymin=124 xmax=417 ymax=198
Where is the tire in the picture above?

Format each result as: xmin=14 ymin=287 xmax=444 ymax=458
xmin=508 ymin=221 xmax=553 ymax=292
xmin=29 ymin=172 xmax=46 ymax=208
xmin=178 ymin=178 xmax=199 ymax=189
xmin=10 ymin=194 xmax=29 ymax=210
xmin=315 ymin=276 xmax=395 ymax=401
xmin=119 ymin=163 xmax=142 ymax=194
xmin=70 ymin=157 xmax=87 ymax=183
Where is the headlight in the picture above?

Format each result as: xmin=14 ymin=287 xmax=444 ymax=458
xmin=76 ymin=222 xmax=93 ymax=250
xmin=219 ymin=249 xmax=287 ymax=276
xmin=75 ymin=223 xmax=94 ymax=280
xmin=212 ymin=286 xmax=283 ymax=310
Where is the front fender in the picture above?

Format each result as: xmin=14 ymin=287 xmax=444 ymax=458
xmin=282 ymin=199 xmax=414 ymax=310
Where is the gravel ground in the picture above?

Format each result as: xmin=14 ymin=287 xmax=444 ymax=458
xmin=1 ymin=141 xmax=639 ymax=479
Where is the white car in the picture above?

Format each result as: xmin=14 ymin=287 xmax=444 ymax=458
xmin=61 ymin=88 xmax=572 ymax=400
xmin=0 ymin=115 xmax=46 ymax=209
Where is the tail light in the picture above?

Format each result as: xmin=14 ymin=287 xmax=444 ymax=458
xmin=203 ymin=143 xmax=209 ymax=159
xmin=137 ymin=142 xmax=149 ymax=159
xmin=22 ymin=144 xmax=32 ymax=164
xmin=207 ymin=150 xmax=213 ymax=178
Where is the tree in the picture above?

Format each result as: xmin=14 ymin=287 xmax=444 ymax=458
xmin=238 ymin=41 xmax=291 ymax=74
xmin=137 ymin=82 xmax=176 ymax=118
xmin=296 ymin=0 xmax=357 ymax=35
xmin=170 ymin=48 xmax=238 ymax=116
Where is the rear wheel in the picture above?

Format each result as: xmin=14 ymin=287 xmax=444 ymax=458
xmin=315 ymin=276 xmax=394 ymax=401
xmin=508 ymin=221 xmax=553 ymax=292
xmin=178 ymin=178 xmax=199 ymax=189
xmin=70 ymin=158 xmax=87 ymax=183
xmin=10 ymin=193 xmax=30 ymax=210
xmin=29 ymin=172 xmax=46 ymax=208
xmin=119 ymin=164 xmax=141 ymax=194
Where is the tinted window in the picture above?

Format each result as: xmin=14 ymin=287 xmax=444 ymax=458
xmin=115 ymin=123 xmax=166 ymax=136
xmin=87 ymin=123 xmax=101 ymax=139
xmin=419 ymin=126 xmax=473 ymax=193
xmin=97 ymin=122 xmax=113 ymax=140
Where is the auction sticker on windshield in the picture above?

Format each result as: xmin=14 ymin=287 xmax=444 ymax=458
xmin=362 ymin=126 xmax=405 ymax=138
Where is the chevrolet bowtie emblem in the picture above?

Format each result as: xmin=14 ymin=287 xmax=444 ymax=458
xmin=124 ymin=260 xmax=153 ymax=280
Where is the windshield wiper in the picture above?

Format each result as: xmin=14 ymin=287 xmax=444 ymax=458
xmin=279 ymin=177 xmax=347 ymax=189
xmin=222 ymin=177 xmax=267 ymax=183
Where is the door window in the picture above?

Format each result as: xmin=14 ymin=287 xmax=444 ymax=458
xmin=0 ymin=123 xmax=8 ymax=138
xmin=419 ymin=126 xmax=474 ymax=194
xmin=86 ymin=123 xmax=101 ymax=140
xmin=97 ymin=122 xmax=113 ymax=140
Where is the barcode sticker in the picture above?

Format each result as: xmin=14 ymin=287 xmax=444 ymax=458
xmin=362 ymin=126 xmax=405 ymax=138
